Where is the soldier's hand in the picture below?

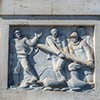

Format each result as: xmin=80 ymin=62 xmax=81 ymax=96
xmin=37 ymin=32 xmax=43 ymax=38
xmin=34 ymin=32 xmax=42 ymax=38
xmin=87 ymin=60 xmax=94 ymax=68
xmin=58 ymin=52 xmax=65 ymax=58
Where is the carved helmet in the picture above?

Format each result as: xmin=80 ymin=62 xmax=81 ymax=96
xmin=13 ymin=29 xmax=22 ymax=37
xmin=51 ymin=28 xmax=58 ymax=34
xmin=69 ymin=32 xmax=79 ymax=38
xmin=14 ymin=29 xmax=21 ymax=34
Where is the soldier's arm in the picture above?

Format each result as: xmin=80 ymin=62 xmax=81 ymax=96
xmin=82 ymin=40 xmax=94 ymax=61
xmin=25 ymin=32 xmax=42 ymax=46
xmin=82 ymin=40 xmax=94 ymax=67
xmin=46 ymin=36 xmax=61 ymax=55
xmin=63 ymin=46 xmax=69 ymax=55
xmin=25 ymin=38 xmax=32 ymax=46
xmin=61 ymin=36 xmax=69 ymax=54
xmin=86 ymin=35 xmax=93 ymax=49
xmin=68 ymin=43 xmax=74 ymax=55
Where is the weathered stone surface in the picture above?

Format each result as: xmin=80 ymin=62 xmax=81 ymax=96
xmin=0 ymin=0 xmax=14 ymax=15
xmin=0 ymin=0 xmax=100 ymax=15
xmin=94 ymin=25 xmax=100 ymax=93
xmin=0 ymin=0 xmax=100 ymax=100
xmin=0 ymin=18 xmax=99 ymax=99
xmin=0 ymin=24 xmax=9 ymax=89
xmin=0 ymin=90 xmax=97 ymax=100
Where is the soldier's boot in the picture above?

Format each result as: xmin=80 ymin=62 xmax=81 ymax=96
xmin=85 ymin=73 xmax=93 ymax=83
xmin=25 ymin=67 xmax=37 ymax=82
xmin=67 ymin=70 xmax=91 ymax=89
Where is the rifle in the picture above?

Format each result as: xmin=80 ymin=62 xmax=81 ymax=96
xmin=36 ymin=43 xmax=94 ymax=68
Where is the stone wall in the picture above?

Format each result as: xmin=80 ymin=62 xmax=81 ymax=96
xmin=0 ymin=0 xmax=100 ymax=15
xmin=0 ymin=0 xmax=100 ymax=100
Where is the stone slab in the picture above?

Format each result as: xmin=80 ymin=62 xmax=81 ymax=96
xmin=0 ymin=17 xmax=99 ymax=100
xmin=0 ymin=0 xmax=14 ymax=15
xmin=94 ymin=25 xmax=100 ymax=93
xmin=0 ymin=90 xmax=97 ymax=100
xmin=2 ymin=19 xmax=100 ymax=26
xmin=0 ymin=24 xmax=9 ymax=89
xmin=0 ymin=0 xmax=100 ymax=15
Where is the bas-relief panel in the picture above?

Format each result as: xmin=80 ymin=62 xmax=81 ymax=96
xmin=8 ymin=26 xmax=95 ymax=92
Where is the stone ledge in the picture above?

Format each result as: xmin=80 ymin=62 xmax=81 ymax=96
xmin=1 ymin=19 xmax=100 ymax=26
xmin=0 ymin=89 xmax=97 ymax=100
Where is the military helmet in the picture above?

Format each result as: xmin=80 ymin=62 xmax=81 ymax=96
xmin=14 ymin=29 xmax=21 ymax=34
xmin=51 ymin=28 xmax=58 ymax=34
xmin=13 ymin=29 xmax=22 ymax=37
xmin=69 ymin=32 xmax=79 ymax=38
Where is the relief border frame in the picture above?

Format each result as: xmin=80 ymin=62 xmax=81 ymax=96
xmin=0 ymin=19 xmax=99 ymax=99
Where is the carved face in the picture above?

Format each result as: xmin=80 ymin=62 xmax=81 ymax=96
xmin=51 ymin=28 xmax=58 ymax=38
xmin=14 ymin=30 xmax=21 ymax=39
xmin=70 ymin=37 xmax=79 ymax=43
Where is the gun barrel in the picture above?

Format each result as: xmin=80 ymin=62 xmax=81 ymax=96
xmin=36 ymin=43 xmax=94 ymax=68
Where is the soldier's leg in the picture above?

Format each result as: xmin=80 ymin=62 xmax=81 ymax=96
xmin=68 ymin=63 xmax=91 ymax=89
xmin=54 ymin=58 xmax=66 ymax=82
xmin=19 ymin=58 xmax=37 ymax=88
xmin=19 ymin=58 xmax=29 ymax=70
xmin=83 ymin=67 xmax=94 ymax=83
xmin=51 ymin=56 xmax=57 ymax=71
xmin=51 ymin=57 xmax=62 ymax=81
xmin=68 ymin=62 xmax=81 ymax=79
xmin=13 ymin=60 xmax=22 ymax=87
xmin=20 ymin=58 xmax=36 ymax=77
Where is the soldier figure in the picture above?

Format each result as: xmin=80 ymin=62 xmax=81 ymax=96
xmin=67 ymin=32 xmax=94 ymax=88
xmin=12 ymin=29 xmax=42 ymax=88
xmin=45 ymin=28 xmax=67 ymax=83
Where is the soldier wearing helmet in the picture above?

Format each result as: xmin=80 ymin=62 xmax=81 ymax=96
xmin=67 ymin=31 xmax=94 ymax=88
xmin=11 ymin=29 xmax=42 ymax=88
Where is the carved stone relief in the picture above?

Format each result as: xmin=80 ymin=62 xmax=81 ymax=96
xmin=8 ymin=26 xmax=94 ymax=92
